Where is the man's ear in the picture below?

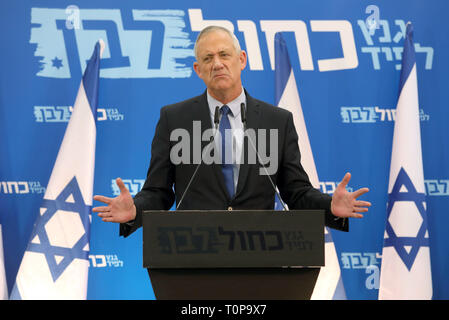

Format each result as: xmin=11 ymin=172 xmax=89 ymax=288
xmin=239 ymin=50 xmax=247 ymax=71
xmin=193 ymin=61 xmax=201 ymax=78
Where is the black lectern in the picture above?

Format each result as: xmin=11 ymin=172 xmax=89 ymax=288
xmin=142 ymin=210 xmax=324 ymax=300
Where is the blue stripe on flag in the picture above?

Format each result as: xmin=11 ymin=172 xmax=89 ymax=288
xmin=274 ymin=33 xmax=291 ymax=106
xmin=398 ymin=23 xmax=416 ymax=92
xmin=82 ymin=41 xmax=101 ymax=121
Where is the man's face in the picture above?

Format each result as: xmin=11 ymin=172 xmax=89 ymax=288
xmin=193 ymin=30 xmax=247 ymax=98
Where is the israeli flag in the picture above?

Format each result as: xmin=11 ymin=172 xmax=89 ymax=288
xmin=379 ymin=23 xmax=432 ymax=300
xmin=274 ymin=33 xmax=346 ymax=300
xmin=0 ymin=225 xmax=8 ymax=300
xmin=10 ymin=40 xmax=104 ymax=300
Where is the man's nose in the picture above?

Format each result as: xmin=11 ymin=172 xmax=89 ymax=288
xmin=212 ymin=56 xmax=224 ymax=69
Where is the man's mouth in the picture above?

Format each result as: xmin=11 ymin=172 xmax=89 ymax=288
xmin=213 ymin=74 xmax=228 ymax=79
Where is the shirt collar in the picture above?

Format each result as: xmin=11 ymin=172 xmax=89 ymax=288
xmin=207 ymin=88 xmax=246 ymax=118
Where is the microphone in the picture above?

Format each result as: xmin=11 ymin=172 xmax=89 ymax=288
xmin=240 ymin=103 xmax=288 ymax=211
xmin=240 ymin=102 xmax=246 ymax=130
xmin=209 ymin=105 xmax=220 ymax=142
xmin=176 ymin=106 xmax=221 ymax=210
xmin=214 ymin=105 xmax=220 ymax=129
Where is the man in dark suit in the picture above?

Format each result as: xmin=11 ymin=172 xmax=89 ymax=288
xmin=93 ymin=26 xmax=371 ymax=237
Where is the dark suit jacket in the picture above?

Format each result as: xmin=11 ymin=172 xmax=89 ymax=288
xmin=120 ymin=90 xmax=347 ymax=237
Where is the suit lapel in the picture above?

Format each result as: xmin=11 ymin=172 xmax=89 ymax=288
xmin=235 ymin=91 xmax=260 ymax=198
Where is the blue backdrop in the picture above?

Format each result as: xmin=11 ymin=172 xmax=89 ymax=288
xmin=1 ymin=0 xmax=448 ymax=300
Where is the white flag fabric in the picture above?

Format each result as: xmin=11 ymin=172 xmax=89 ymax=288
xmin=274 ymin=33 xmax=346 ymax=299
xmin=10 ymin=40 xmax=104 ymax=300
xmin=0 ymin=225 xmax=8 ymax=300
xmin=378 ymin=23 xmax=432 ymax=300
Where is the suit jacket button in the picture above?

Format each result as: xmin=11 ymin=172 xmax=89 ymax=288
xmin=228 ymin=206 xmax=233 ymax=211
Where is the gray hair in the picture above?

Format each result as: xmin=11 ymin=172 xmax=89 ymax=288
xmin=194 ymin=26 xmax=241 ymax=60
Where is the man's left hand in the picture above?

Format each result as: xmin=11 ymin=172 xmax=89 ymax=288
xmin=331 ymin=172 xmax=371 ymax=218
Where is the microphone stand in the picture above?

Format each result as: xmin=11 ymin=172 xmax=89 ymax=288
xmin=240 ymin=103 xmax=288 ymax=211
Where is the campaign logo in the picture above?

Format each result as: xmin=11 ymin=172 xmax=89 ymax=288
xmin=340 ymin=106 xmax=430 ymax=124
xmin=188 ymin=9 xmax=359 ymax=72
xmin=157 ymin=227 xmax=314 ymax=254
xmin=187 ymin=9 xmax=434 ymax=72
xmin=0 ymin=181 xmax=46 ymax=194
xmin=111 ymin=178 xmax=145 ymax=196
xmin=319 ymin=181 xmax=353 ymax=194
xmin=34 ymin=106 xmax=124 ymax=122
xmin=191 ymin=9 xmax=434 ymax=72
xmin=424 ymin=179 xmax=449 ymax=196
xmin=89 ymin=254 xmax=124 ymax=268
xmin=357 ymin=19 xmax=434 ymax=70
xmin=30 ymin=7 xmax=434 ymax=78
xmin=30 ymin=7 xmax=193 ymax=79
xmin=341 ymin=252 xmax=380 ymax=269
xmin=341 ymin=251 xmax=381 ymax=290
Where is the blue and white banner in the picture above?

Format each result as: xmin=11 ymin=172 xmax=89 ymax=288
xmin=0 ymin=225 xmax=7 ymax=300
xmin=378 ymin=23 xmax=432 ymax=300
xmin=10 ymin=41 xmax=103 ymax=300
xmin=1 ymin=1 xmax=448 ymax=299
xmin=274 ymin=33 xmax=346 ymax=300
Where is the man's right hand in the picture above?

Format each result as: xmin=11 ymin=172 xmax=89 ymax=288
xmin=93 ymin=178 xmax=137 ymax=223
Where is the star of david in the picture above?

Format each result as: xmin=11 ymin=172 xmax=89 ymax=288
xmin=27 ymin=176 xmax=90 ymax=282
xmin=51 ymin=56 xmax=63 ymax=69
xmin=383 ymin=167 xmax=429 ymax=271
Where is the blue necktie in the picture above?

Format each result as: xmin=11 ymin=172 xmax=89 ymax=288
xmin=219 ymin=105 xmax=235 ymax=198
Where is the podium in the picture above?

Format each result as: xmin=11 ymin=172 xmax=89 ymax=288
xmin=142 ymin=210 xmax=324 ymax=300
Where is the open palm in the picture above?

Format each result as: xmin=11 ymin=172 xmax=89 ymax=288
xmin=92 ymin=178 xmax=136 ymax=223
xmin=331 ymin=173 xmax=371 ymax=219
